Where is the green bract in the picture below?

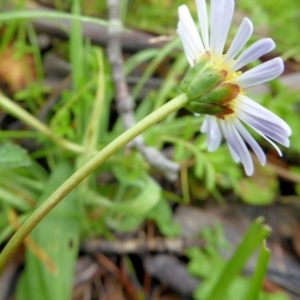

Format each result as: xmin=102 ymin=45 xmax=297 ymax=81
xmin=180 ymin=55 xmax=211 ymax=93
xmin=187 ymin=101 xmax=233 ymax=116
xmin=181 ymin=56 xmax=239 ymax=117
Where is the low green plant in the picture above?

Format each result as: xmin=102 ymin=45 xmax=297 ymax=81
xmin=187 ymin=219 xmax=290 ymax=300
xmin=0 ymin=0 xmax=298 ymax=299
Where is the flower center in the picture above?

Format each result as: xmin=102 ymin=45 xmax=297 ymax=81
xmin=209 ymin=53 xmax=241 ymax=82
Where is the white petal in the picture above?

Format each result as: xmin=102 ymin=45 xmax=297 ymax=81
xmin=226 ymin=121 xmax=254 ymax=176
xmin=210 ymin=0 xmax=234 ymax=57
xmin=237 ymin=95 xmax=292 ymax=136
xmin=196 ymin=0 xmax=209 ymax=50
xmin=238 ymin=117 xmax=283 ymax=157
xmin=177 ymin=25 xmax=195 ymax=66
xmin=233 ymin=118 xmax=266 ymax=165
xmin=231 ymin=38 xmax=275 ymax=72
xmin=177 ymin=23 xmax=198 ymax=66
xmin=201 ymin=116 xmax=208 ymax=132
xmin=258 ymin=133 xmax=283 ymax=157
xmin=232 ymin=57 xmax=284 ymax=88
xmin=206 ymin=116 xmax=222 ymax=151
xmin=238 ymin=110 xmax=290 ymax=147
xmin=227 ymin=143 xmax=241 ymax=163
xmin=178 ymin=5 xmax=205 ymax=59
xmin=219 ymin=120 xmax=240 ymax=163
xmin=225 ymin=18 xmax=253 ymax=63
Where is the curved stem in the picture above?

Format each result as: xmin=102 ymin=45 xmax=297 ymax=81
xmin=0 ymin=93 xmax=84 ymax=154
xmin=0 ymin=93 xmax=188 ymax=274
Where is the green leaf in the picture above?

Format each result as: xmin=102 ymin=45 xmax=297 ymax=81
xmin=124 ymin=48 xmax=159 ymax=75
xmin=112 ymin=175 xmax=162 ymax=216
xmin=227 ymin=277 xmax=250 ymax=300
xmin=194 ymin=153 xmax=205 ymax=179
xmin=186 ymin=247 xmax=216 ymax=278
xmin=0 ymin=143 xmax=31 ymax=168
xmin=148 ymin=199 xmax=181 ymax=237
xmin=106 ymin=174 xmax=162 ymax=232
xmin=266 ymin=293 xmax=291 ymax=300
xmin=0 ymin=187 xmax=32 ymax=212
xmin=238 ymin=165 xmax=278 ymax=205
xmin=16 ymin=161 xmax=80 ymax=300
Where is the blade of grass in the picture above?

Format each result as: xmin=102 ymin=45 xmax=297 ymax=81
xmin=154 ymin=53 xmax=188 ymax=110
xmin=124 ymin=48 xmax=159 ymax=75
xmin=26 ymin=23 xmax=44 ymax=81
xmin=70 ymin=0 xmax=83 ymax=91
xmin=81 ymin=49 xmax=105 ymax=163
xmin=205 ymin=217 xmax=271 ymax=300
xmin=0 ymin=187 xmax=33 ymax=212
xmin=0 ymin=0 xmax=26 ymax=50
xmin=245 ymin=240 xmax=271 ymax=300
xmin=0 ymin=11 xmax=109 ymax=26
xmin=131 ymin=37 xmax=180 ymax=101
xmin=70 ymin=0 xmax=86 ymax=136
xmin=0 ymin=130 xmax=41 ymax=139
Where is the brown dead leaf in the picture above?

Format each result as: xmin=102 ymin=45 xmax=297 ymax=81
xmin=99 ymin=276 xmax=126 ymax=300
xmin=152 ymin=284 xmax=181 ymax=300
xmin=0 ymin=44 xmax=36 ymax=93
xmin=8 ymin=208 xmax=57 ymax=274
xmin=263 ymin=278 xmax=286 ymax=294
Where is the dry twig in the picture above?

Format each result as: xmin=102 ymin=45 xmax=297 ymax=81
xmin=81 ymin=237 xmax=205 ymax=255
xmin=106 ymin=0 xmax=179 ymax=181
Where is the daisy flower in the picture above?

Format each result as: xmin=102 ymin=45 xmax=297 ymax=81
xmin=177 ymin=0 xmax=291 ymax=176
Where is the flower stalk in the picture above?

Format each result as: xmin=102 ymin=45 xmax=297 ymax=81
xmin=0 ymin=93 xmax=84 ymax=154
xmin=0 ymin=93 xmax=189 ymax=275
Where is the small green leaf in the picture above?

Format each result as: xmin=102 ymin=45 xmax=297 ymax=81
xmin=186 ymin=247 xmax=214 ymax=278
xmin=106 ymin=175 xmax=163 ymax=232
xmin=16 ymin=161 xmax=80 ymax=300
xmin=148 ymin=199 xmax=181 ymax=237
xmin=238 ymin=165 xmax=278 ymax=205
xmin=0 ymin=143 xmax=31 ymax=168
xmin=111 ymin=175 xmax=162 ymax=216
